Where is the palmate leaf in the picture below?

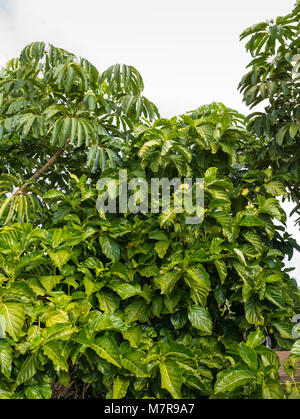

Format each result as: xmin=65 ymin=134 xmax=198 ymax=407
xmin=159 ymin=359 xmax=182 ymax=399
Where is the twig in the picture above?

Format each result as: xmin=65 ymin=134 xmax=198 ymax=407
xmin=14 ymin=139 xmax=70 ymax=196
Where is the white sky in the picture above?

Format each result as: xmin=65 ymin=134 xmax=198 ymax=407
xmin=0 ymin=0 xmax=299 ymax=282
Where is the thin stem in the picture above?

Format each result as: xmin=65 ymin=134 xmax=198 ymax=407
xmin=14 ymin=140 xmax=70 ymax=196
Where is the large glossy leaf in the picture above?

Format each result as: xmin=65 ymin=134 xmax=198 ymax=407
xmin=188 ymin=306 xmax=212 ymax=335
xmin=215 ymin=366 xmax=256 ymax=394
xmin=121 ymin=351 xmax=149 ymax=377
xmin=43 ymin=341 xmax=69 ymax=371
xmin=47 ymin=249 xmax=72 ymax=270
xmin=124 ymin=299 xmax=150 ymax=323
xmin=184 ymin=266 xmax=211 ymax=306
xmin=112 ymin=376 xmax=130 ymax=399
xmin=91 ymin=335 xmax=121 ymax=367
xmin=262 ymin=381 xmax=284 ymax=399
xmin=0 ymin=339 xmax=12 ymax=378
xmin=43 ymin=323 xmax=77 ymax=343
xmin=99 ymin=237 xmax=120 ymax=262
xmin=24 ymin=384 xmax=52 ymax=399
xmin=159 ymin=359 xmax=182 ymax=399
xmin=245 ymin=298 xmax=264 ymax=325
xmin=15 ymin=353 xmax=39 ymax=387
xmin=0 ymin=302 xmax=25 ymax=341
xmin=238 ymin=342 xmax=258 ymax=370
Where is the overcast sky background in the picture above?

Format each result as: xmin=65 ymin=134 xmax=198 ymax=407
xmin=0 ymin=0 xmax=299 ymax=283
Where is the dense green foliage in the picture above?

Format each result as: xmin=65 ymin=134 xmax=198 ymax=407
xmin=0 ymin=3 xmax=299 ymax=400
xmin=239 ymin=1 xmax=300 ymax=224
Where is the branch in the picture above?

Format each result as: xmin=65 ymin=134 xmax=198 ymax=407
xmin=14 ymin=140 xmax=70 ymax=196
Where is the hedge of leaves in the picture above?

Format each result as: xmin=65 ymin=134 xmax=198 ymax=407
xmin=0 ymin=99 xmax=299 ymax=398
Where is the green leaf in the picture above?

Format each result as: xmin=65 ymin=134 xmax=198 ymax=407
xmin=262 ymin=381 xmax=284 ymax=399
xmin=238 ymin=342 xmax=258 ymax=370
xmin=272 ymin=320 xmax=293 ymax=339
xmin=245 ymin=298 xmax=264 ymax=325
xmin=43 ymin=323 xmax=77 ymax=343
xmin=238 ymin=215 xmax=264 ymax=227
xmin=264 ymin=285 xmax=285 ymax=309
xmin=110 ymin=282 xmax=141 ymax=300
xmin=184 ymin=266 xmax=211 ymax=306
xmin=0 ymin=339 xmax=12 ymax=378
xmin=0 ymin=302 xmax=25 ymax=341
xmin=183 ymin=374 xmax=211 ymax=395
xmin=246 ymin=329 xmax=265 ymax=348
xmin=291 ymin=339 xmax=300 ymax=357
xmin=258 ymin=197 xmax=281 ymax=220
xmin=204 ymin=167 xmax=218 ymax=184
xmin=97 ymin=290 xmax=120 ymax=314
xmin=99 ymin=237 xmax=120 ymax=262
xmin=149 ymin=231 xmax=169 ymax=241
xmin=159 ymin=359 xmax=182 ymax=399
xmin=121 ymin=351 xmax=149 ymax=377
xmin=242 ymin=231 xmax=263 ymax=253
xmin=15 ymin=353 xmax=39 ymax=386
xmin=43 ymin=341 xmax=69 ymax=371
xmin=24 ymin=384 xmax=52 ymax=399
xmin=0 ymin=386 xmax=12 ymax=399
xmin=159 ymin=271 xmax=181 ymax=294
xmin=215 ymin=366 xmax=256 ymax=394
xmin=112 ymin=376 xmax=130 ymax=399
xmin=125 ymin=299 xmax=150 ymax=323
xmin=39 ymin=275 xmax=64 ymax=293
xmin=265 ymin=181 xmax=287 ymax=197
xmin=214 ymin=260 xmax=227 ymax=284
xmin=188 ymin=306 xmax=212 ymax=335
xmin=89 ymin=312 xmax=126 ymax=332
xmin=154 ymin=240 xmax=169 ymax=259
xmin=91 ymin=335 xmax=121 ymax=367
xmin=48 ymin=249 xmax=72 ymax=270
